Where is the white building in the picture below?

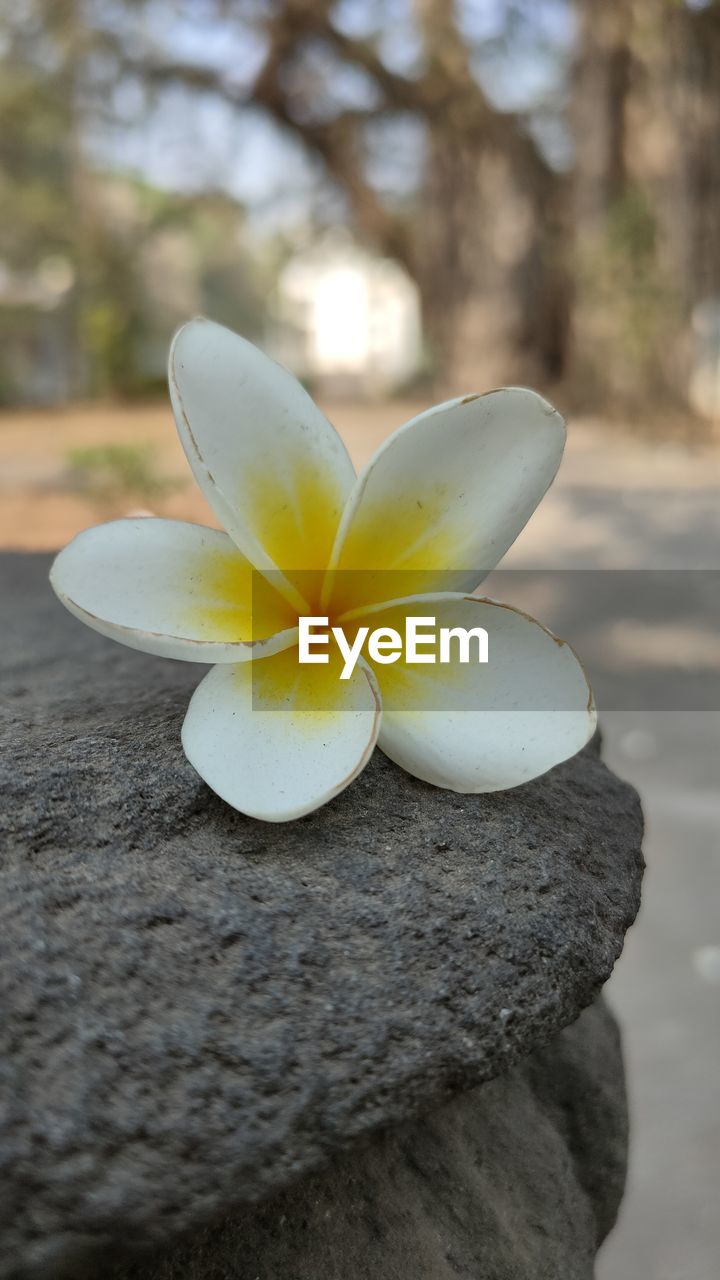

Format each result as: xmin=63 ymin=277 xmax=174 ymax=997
xmin=273 ymin=234 xmax=421 ymax=395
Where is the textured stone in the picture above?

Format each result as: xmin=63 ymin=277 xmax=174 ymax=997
xmin=112 ymin=1001 xmax=628 ymax=1280
xmin=0 ymin=555 xmax=643 ymax=1279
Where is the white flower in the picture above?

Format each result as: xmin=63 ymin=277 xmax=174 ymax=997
xmin=50 ymin=318 xmax=595 ymax=822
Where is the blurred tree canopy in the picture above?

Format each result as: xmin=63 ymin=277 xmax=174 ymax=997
xmin=1 ymin=0 xmax=719 ymax=413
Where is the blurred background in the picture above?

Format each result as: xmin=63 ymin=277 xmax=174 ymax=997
xmin=1 ymin=2 xmax=718 ymax=1277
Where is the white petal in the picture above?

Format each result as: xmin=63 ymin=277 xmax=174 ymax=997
xmin=353 ymin=594 xmax=595 ymax=792
xmin=182 ymin=649 xmax=382 ymax=821
xmin=324 ymin=388 xmax=565 ymax=614
xmin=169 ymin=318 xmax=355 ymax=608
xmin=50 ymin=519 xmax=298 ymax=662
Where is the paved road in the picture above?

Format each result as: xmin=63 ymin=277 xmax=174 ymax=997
xmin=517 ymin=431 xmax=720 ymax=1280
xmin=598 ymin=711 xmax=720 ymax=1280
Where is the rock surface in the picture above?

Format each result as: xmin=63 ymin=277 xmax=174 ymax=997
xmin=112 ymin=1001 xmax=628 ymax=1280
xmin=0 ymin=554 xmax=644 ymax=1279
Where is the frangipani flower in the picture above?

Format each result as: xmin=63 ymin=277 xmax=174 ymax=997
xmin=50 ymin=318 xmax=595 ymax=822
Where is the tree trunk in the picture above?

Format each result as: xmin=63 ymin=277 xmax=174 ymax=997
xmin=571 ymin=0 xmax=720 ymax=416
xmin=411 ymin=0 xmax=571 ymax=394
xmin=414 ymin=138 xmax=570 ymax=394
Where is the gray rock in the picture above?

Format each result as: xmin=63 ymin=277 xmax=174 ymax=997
xmin=0 ymin=554 xmax=644 ymax=1279
xmin=112 ymin=1001 xmax=628 ymax=1280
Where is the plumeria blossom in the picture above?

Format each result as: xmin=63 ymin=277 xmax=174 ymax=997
xmin=50 ymin=318 xmax=595 ymax=822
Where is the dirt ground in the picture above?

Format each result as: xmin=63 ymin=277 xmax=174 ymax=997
xmin=0 ymin=399 xmax=397 ymax=549
xmin=1 ymin=397 xmax=718 ymax=550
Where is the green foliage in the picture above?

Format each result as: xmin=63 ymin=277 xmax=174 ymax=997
xmin=65 ymin=444 xmax=183 ymax=507
xmin=606 ymin=189 xmax=669 ymax=357
xmin=576 ymin=186 xmax=680 ymax=397
xmin=0 ymin=62 xmax=74 ymax=267
xmin=0 ymin=7 xmax=270 ymax=404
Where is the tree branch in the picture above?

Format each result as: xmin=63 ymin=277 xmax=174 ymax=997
xmin=127 ymin=47 xmax=414 ymax=269
xmin=123 ymin=0 xmax=557 ymax=270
